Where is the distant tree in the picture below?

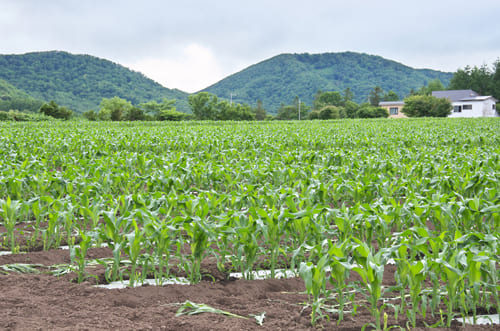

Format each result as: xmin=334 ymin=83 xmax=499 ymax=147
xmin=402 ymin=95 xmax=452 ymax=117
xmin=368 ymin=86 xmax=384 ymax=106
xmin=230 ymin=103 xmax=255 ymax=120
xmin=343 ymin=101 xmax=359 ymax=118
xmin=356 ymin=103 xmax=389 ymax=118
xmin=448 ymin=64 xmax=491 ymax=96
xmin=255 ymin=100 xmax=267 ymax=120
xmin=124 ymin=107 xmax=146 ymax=121
xmin=157 ymin=109 xmax=187 ymax=121
xmin=412 ymin=79 xmax=446 ymax=96
xmin=313 ymin=91 xmax=343 ymax=110
xmin=382 ymin=90 xmax=400 ymax=101
xmin=319 ymin=105 xmax=341 ymax=119
xmin=83 ymin=110 xmax=98 ymax=121
xmin=276 ymin=97 xmax=309 ymax=120
xmin=343 ymin=87 xmax=354 ymax=104
xmin=188 ymin=92 xmax=218 ymax=120
xmin=98 ymin=96 xmax=133 ymax=121
xmin=308 ymin=110 xmax=320 ymax=120
xmin=139 ymin=98 xmax=177 ymax=119
xmin=492 ymin=59 xmax=500 ymax=101
xmin=426 ymin=79 xmax=445 ymax=94
xmin=39 ymin=100 xmax=72 ymax=120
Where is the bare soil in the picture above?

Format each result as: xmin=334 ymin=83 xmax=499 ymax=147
xmin=1 ymin=247 xmax=498 ymax=331
xmin=0 ymin=222 xmax=498 ymax=330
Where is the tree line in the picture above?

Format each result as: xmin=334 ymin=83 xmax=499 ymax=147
xmin=2 ymin=59 xmax=498 ymax=121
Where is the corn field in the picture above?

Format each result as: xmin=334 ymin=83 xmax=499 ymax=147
xmin=0 ymin=118 xmax=499 ymax=329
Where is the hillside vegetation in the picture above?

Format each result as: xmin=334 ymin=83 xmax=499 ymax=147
xmin=0 ymin=51 xmax=454 ymax=115
xmin=0 ymin=51 xmax=189 ymax=113
xmin=203 ymin=52 xmax=453 ymax=113
xmin=0 ymin=79 xmax=44 ymax=112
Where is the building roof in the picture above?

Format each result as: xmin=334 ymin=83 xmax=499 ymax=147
xmin=379 ymin=101 xmax=405 ymax=106
xmin=460 ymin=95 xmax=498 ymax=102
xmin=432 ymin=90 xmax=479 ymax=102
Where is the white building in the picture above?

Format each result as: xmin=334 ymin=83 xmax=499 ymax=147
xmin=432 ymin=90 xmax=499 ymax=118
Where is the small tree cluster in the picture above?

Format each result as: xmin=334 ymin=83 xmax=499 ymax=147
xmin=39 ymin=100 xmax=72 ymax=120
xmin=307 ymin=90 xmax=388 ymax=120
xmin=188 ymin=92 xmax=258 ymax=121
xmin=402 ymin=95 xmax=452 ymax=117
xmin=83 ymin=97 xmax=189 ymax=121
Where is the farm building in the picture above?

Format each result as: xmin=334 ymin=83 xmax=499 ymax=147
xmin=379 ymin=90 xmax=499 ymax=118
xmin=432 ymin=90 xmax=499 ymax=117
xmin=378 ymin=101 xmax=407 ymax=118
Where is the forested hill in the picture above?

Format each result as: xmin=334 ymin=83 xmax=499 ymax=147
xmin=0 ymin=51 xmax=189 ymax=113
xmin=202 ymin=52 xmax=453 ymax=114
xmin=0 ymin=79 xmax=44 ymax=112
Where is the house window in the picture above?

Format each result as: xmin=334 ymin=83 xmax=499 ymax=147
xmin=463 ymin=104 xmax=472 ymax=110
xmin=389 ymin=107 xmax=398 ymax=115
xmin=493 ymin=104 xmax=496 ymax=110
xmin=453 ymin=105 xmax=462 ymax=113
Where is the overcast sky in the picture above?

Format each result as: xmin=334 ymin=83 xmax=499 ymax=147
xmin=1 ymin=0 xmax=499 ymax=92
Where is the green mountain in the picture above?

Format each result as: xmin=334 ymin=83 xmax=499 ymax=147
xmin=0 ymin=79 xmax=44 ymax=112
xmin=0 ymin=51 xmax=189 ymax=113
xmin=202 ymin=52 xmax=453 ymax=114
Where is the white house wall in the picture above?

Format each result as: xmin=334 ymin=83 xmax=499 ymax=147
xmin=449 ymin=99 xmax=498 ymax=118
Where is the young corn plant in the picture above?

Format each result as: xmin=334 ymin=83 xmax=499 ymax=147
xmin=183 ymin=217 xmax=212 ymax=284
xmin=123 ymin=218 xmax=146 ymax=287
xmin=232 ymin=215 xmax=260 ymax=280
xmin=406 ymin=259 xmax=428 ymax=329
xmin=70 ymin=229 xmax=93 ymax=283
xmin=436 ymin=247 xmax=467 ymax=327
xmin=465 ymin=250 xmax=489 ymax=324
xmin=351 ymin=239 xmax=390 ymax=331
xmin=299 ymin=254 xmax=330 ymax=326
xmin=327 ymin=239 xmax=352 ymax=324
xmin=144 ymin=215 xmax=176 ymax=285
xmin=0 ymin=197 xmax=22 ymax=253
xmin=99 ymin=210 xmax=128 ymax=282
xmin=28 ymin=197 xmax=52 ymax=249
xmin=254 ymin=205 xmax=287 ymax=279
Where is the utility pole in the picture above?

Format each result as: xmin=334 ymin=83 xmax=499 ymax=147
xmin=230 ymin=93 xmax=236 ymax=106
xmin=298 ymin=98 xmax=301 ymax=120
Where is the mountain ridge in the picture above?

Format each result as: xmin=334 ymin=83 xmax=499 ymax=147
xmin=0 ymin=51 xmax=189 ymax=113
xmin=0 ymin=50 xmax=453 ymax=115
xmin=202 ymin=52 xmax=453 ymax=113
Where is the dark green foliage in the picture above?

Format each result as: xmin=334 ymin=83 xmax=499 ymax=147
xmin=125 ymin=107 xmax=146 ymax=121
xmin=382 ymin=90 xmax=400 ymax=101
xmin=0 ymin=79 xmax=44 ymax=112
xmin=157 ymin=109 xmax=189 ymax=121
xmin=276 ymin=97 xmax=310 ymax=120
xmin=0 ymin=51 xmax=189 ymax=113
xmin=319 ymin=105 xmax=341 ymax=119
xmin=83 ymin=110 xmax=98 ymax=121
xmin=188 ymin=92 xmax=256 ymax=121
xmin=255 ymin=100 xmax=267 ymax=121
xmin=0 ymin=110 xmax=50 ymax=121
xmin=188 ymin=92 xmax=218 ymax=120
xmin=203 ymin=52 xmax=452 ymax=114
xmin=449 ymin=60 xmax=500 ymax=100
xmin=39 ymin=100 xmax=72 ymax=120
xmin=308 ymin=110 xmax=320 ymax=120
xmin=402 ymin=95 xmax=452 ymax=117
xmin=369 ymin=86 xmax=385 ymax=106
xmin=356 ymin=104 xmax=389 ymax=118
xmin=343 ymin=101 xmax=359 ymax=119
xmin=313 ymin=91 xmax=343 ymax=110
